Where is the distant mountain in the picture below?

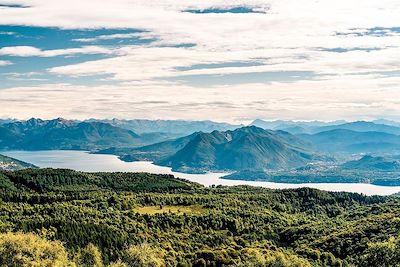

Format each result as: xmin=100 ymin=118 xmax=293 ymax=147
xmin=313 ymin=121 xmax=400 ymax=135
xmin=341 ymin=155 xmax=400 ymax=171
xmin=0 ymin=154 xmax=37 ymax=170
xmin=373 ymin=119 xmax=400 ymax=127
xmin=156 ymin=126 xmax=318 ymax=173
xmin=300 ymin=129 xmax=400 ymax=154
xmin=86 ymin=118 xmax=241 ymax=135
xmin=250 ymin=119 xmax=400 ymax=136
xmin=0 ymin=118 xmax=142 ymax=150
xmin=0 ymin=119 xmax=17 ymax=125
xmin=250 ymin=119 xmax=347 ymax=134
xmin=0 ymin=118 xmax=243 ymax=152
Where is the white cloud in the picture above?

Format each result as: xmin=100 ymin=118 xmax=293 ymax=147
xmin=0 ymin=45 xmax=114 ymax=57
xmin=2 ymin=75 xmax=400 ymax=122
xmin=0 ymin=31 xmax=17 ymax=35
xmin=0 ymin=60 xmax=12 ymax=66
xmin=1 ymin=0 xmax=400 ymax=120
xmin=1 ymin=0 xmax=393 ymax=82
xmin=72 ymin=32 xmax=151 ymax=42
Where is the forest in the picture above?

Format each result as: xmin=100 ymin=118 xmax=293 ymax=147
xmin=0 ymin=168 xmax=400 ymax=266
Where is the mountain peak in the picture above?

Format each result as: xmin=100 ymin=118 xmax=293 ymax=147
xmin=158 ymin=126 xmax=315 ymax=172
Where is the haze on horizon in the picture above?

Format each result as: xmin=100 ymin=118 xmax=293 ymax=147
xmin=1 ymin=0 xmax=400 ymax=123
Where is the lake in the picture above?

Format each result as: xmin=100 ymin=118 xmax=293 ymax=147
xmin=3 ymin=150 xmax=400 ymax=196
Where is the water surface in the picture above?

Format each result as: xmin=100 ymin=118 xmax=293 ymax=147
xmin=3 ymin=150 xmax=400 ymax=196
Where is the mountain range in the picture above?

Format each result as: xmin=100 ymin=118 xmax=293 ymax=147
xmin=0 ymin=118 xmax=243 ymax=151
xmin=85 ymin=118 xmax=240 ymax=135
xmin=299 ymin=129 xmax=400 ymax=154
xmin=2 ymin=117 xmax=400 ymax=174
xmin=108 ymin=126 xmax=320 ymax=173
xmin=252 ymin=119 xmax=400 ymax=135
xmin=0 ymin=118 xmax=142 ymax=150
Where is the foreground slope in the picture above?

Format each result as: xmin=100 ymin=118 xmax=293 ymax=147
xmin=0 ymin=168 xmax=398 ymax=266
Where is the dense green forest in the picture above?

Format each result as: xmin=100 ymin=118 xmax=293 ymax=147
xmin=0 ymin=169 xmax=400 ymax=266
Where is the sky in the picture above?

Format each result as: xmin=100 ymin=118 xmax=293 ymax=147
xmin=0 ymin=0 xmax=400 ymax=123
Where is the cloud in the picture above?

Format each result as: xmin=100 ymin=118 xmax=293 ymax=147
xmin=48 ymin=45 xmax=400 ymax=83
xmin=72 ymin=32 xmax=151 ymax=42
xmin=0 ymin=45 xmax=114 ymax=57
xmin=1 ymin=74 xmax=400 ymax=122
xmin=2 ymin=72 xmax=47 ymax=81
xmin=0 ymin=31 xmax=17 ymax=35
xmin=0 ymin=60 xmax=12 ymax=66
xmin=1 ymin=0 xmax=400 ymax=121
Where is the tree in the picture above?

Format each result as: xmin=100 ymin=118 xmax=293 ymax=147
xmin=0 ymin=232 xmax=75 ymax=267
xmin=360 ymin=237 xmax=400 ymax=267
xmin=78 ymin=243 xmax=104 ymax=267
xmin=124 ymin=243 xmax=165 ymax=267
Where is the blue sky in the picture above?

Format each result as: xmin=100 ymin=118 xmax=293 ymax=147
xmin=0 ymin=0 xmax=400 ymax=122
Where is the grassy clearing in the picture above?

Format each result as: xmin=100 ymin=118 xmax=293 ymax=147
xmin=133 ymin=205 xmax=205 ymax=215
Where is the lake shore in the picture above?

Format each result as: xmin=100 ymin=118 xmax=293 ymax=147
xmin=2 ymin=150 xmax=400 ymax=196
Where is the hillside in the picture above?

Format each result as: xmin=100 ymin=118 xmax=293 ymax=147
xmin=0 ymin=154 xmax=37 ymax=170
xmin=0 ymin=118 xmax=142 ymax=150
xmin=158 ymin=126 xmax=317 ymax=172
xmin=0 ymin=168 xmax=199 ymax=192
xmin=0 ymin=168 xmax=398 ymax=266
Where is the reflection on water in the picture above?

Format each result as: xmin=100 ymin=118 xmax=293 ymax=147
xmin=3 ymin=150 xmax=400 ymax=196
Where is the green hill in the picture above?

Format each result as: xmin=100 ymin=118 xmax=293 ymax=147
xmin=0 ymin=154 xmax=37 ymax=170
xmin=0 ymin=168 xmax=398 ymax=266
xmin=158 ymin=126 xmax=317 ymax=172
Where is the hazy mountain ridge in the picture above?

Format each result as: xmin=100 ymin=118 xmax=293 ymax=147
xmin=250 ymin=119 xmax=347 ymax=133
xmin=251 ymin=119 xmax=400 ymax=135
xmin=0 ymin=118 xmax=244 ymax=151
xmin=86 ymin=118 xmax=241 ymax=135
xmin=299 ymin=129 xmax=400 ymax=154
xmin=314 ymin=121 xmax=400 ymax=135
xmin=0 ymin=118 xmax=142 ymax=150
